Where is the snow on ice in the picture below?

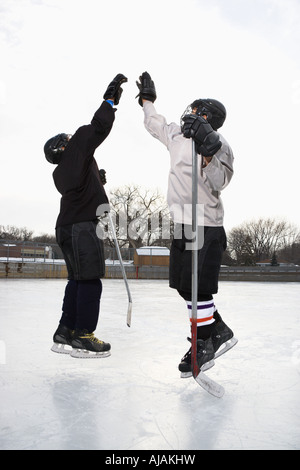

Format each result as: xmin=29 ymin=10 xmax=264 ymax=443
xmin=0 ymin=278 xmax=300 ymax=450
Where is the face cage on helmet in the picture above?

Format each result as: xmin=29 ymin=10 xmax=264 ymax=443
xmin=180 ymin=104 xmax=212 ymax=130
xmin=51 ymin=134 xmax=72 ymax=154
xmin=180 ymin=102 xmax=225 ymax=132
xmin=180 ymin=105 xmax=193 ymax=131
xmin=180 ymin=103 xmax=213 ymax=129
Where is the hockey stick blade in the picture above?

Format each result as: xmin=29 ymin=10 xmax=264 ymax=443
xmin=194 ymin=371 xmax=225 ymax=398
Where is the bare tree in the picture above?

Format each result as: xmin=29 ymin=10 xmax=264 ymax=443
xmin=227 ymin=218 xmax=300 ymax=265
xmin=99 ymin=184 xmax=173 ymax=250
xmin=0 ymin=225 xmax=34 ymax=241
xmin=278 ymin=242 xmax=300 ymax=265
xmin=33 ymin=233 xmax=56 ymax=244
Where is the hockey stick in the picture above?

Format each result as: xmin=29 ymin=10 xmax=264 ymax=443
xmin=108 ymin=211 xmax=132 ymax=327
xmin=190 ymin=141 xmax=225 ymax=398
xmin=191 ymin=139 xmax=200 ymax=378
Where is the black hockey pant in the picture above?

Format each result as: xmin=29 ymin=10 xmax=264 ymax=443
xmin=56 ymin=220 xmax=105 ymax=333
xmin=59 ymin=279 xmax=102 ymax=333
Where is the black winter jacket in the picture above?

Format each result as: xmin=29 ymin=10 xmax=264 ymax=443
xmin=53 ymin=101 xmax=115 ymax=228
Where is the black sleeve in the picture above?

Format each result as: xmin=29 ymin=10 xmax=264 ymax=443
xmin=75 ymin=101 xmax=116 ymax=156
xmin=91 ymin=100 xmax=115 ymax=135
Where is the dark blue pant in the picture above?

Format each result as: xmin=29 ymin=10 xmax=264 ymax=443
xmin=59 ymin=279 xmax=102 ymax=333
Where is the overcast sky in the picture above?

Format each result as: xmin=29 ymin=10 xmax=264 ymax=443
xmin=1 ymin=0 xmax=300 ymax=236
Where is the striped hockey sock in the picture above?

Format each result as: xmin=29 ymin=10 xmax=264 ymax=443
xmin=186 ymin=299 xmax=216 ymax=339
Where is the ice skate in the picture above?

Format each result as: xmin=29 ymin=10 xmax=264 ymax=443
xmin=179 ymin=337 xmax=215 ymax=378
xmin=212 ymin=311 xmax=238 ymax=359
xmin=51 ymin=324 xmax=74 ymax=354
xmin=70 ymin=330 xmax=111 ymax=359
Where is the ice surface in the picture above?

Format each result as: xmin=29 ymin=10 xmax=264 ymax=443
xmin=0 ymin=279 xmax=300 ymax=450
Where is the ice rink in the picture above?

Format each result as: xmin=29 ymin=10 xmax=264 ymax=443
xmin=0 ymin=278 xmax=300 ymax=450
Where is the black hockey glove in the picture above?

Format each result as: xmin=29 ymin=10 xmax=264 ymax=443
xmin=103 ymin=73 xmax=128 ymax=105
xmin=99 ymin=169 xmax=107 ymax=185
xmin=136 ymin=71 xmax=157 ymax=107
xmin=182 ymin=114 xmax=222 ymax=157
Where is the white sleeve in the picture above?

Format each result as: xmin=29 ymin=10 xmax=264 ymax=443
xmin=203 ymin=135 xmax=234 ymax=191
xmin=143 ymin=101 xmax=176 ymax=148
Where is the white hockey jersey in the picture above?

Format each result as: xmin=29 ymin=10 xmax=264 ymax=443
xmin=143 ymin=101 xmax=234 ymax=226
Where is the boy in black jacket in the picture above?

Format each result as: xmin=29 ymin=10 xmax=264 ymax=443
xmin=44 ymin=74 xmax=127 ymax=358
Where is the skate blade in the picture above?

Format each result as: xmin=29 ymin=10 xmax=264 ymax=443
xmin=214 ymin=336 xmax=238 ymax=360
xmin=70 ymin=348 xmax=111 ymax=359
xmin=180 ymin=359 xmax=215 ymax=378
xmin=51 ymin=343 xmax=72 ymax=355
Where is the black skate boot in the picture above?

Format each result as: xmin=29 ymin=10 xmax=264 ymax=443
xmin=70 ymin=329 xmax=111 ymax=359
xmin=178 ymin=337 xmax=215 ymax=378
xmin=51 ymin=324 xmax=74 ymax=355
xmin=211 ymin=311 xmax=238 ymax=359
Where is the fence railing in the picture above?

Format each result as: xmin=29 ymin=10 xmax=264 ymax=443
xmin=1 ymin=261 xmax=300 ymax=281
xmin=0 ymin=239 xmax=136 ymax=264
xmin=1 ymin=240 xmax=299 ymax=281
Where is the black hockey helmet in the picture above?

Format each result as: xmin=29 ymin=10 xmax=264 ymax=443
xmin=44 ymin=133 xmax=71 ymax=164
xmin=191 ymin=99 xmax=226 ymax=130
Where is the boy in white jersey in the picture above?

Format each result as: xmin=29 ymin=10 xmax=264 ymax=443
xmin=136 ymin=72 xmax=238 ymax=376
